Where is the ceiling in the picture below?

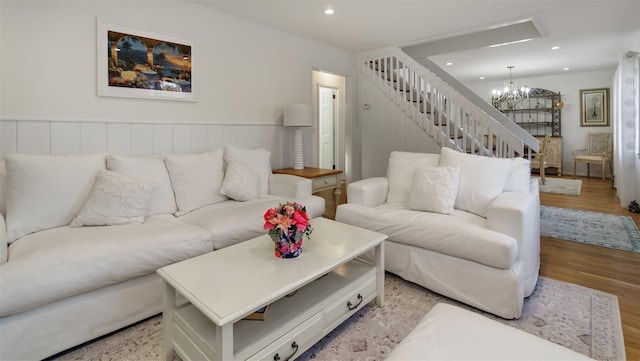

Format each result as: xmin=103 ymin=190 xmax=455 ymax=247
xmin=195 ymin=0 xmax=640 ymax=83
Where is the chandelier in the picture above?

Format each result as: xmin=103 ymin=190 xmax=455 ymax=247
xmin=491 ymin=66 xmax=530 ymax=104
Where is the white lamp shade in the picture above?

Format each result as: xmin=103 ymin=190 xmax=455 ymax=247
xmin=284 ymin=104 xmax=313 ymax=127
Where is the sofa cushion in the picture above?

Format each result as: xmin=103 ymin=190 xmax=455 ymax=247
xmin=219 ymin=160 xmax=259 ymax=201
xmin=70 ymin=170 xmax=158 ymax=227
xmin=107 ymin=154 xmax=177 ymax=215
xmin=4 ymin=153 xmax=106 ymax=243
xmin=178 ymin=195 xmax=325 ymax=250
xmin=439 ymin=147 xmax=512 ymax=217
xmin=224 ymin=145 xmax=272 ymax=196
xmin=0 ymin=214 xmax=212 ymax=317
xmin=504 ymin=157 xmax=531 ymax=193
xmin=165 ymin=150 xmax=227 ymax=216
xmin=387 ymin=151 xmax=440 ymax=204
xmin=409 ymin=166 xmax=460 ymax=215
xmin=335 ymin=203 xmax=518 ymax=269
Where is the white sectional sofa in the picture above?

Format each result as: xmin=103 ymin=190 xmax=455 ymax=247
xmin=0 ymin=146 xmax=325 ymax=361
xmin=336 ymin=148 xmax=540 ymax=319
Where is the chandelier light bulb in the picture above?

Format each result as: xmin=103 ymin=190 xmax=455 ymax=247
xmin=491 ymin=66 xmax=530 ymax=104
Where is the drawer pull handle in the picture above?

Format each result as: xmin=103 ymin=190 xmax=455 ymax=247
xmin=274 ymin=341 xmax=299 ymax=361
xmin=347 ymin=293 xmax=363 ymax=310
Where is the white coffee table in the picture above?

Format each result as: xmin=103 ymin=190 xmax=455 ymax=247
xmin=157 ymin=217 xmax=386 ymax=361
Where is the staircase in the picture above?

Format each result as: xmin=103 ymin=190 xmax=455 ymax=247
xmin=359 ymin=48 xmax=538 ymax=158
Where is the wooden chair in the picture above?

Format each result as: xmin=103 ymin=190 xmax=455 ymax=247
xmin=573 ymin=133 xmax=613 ymax=181
xmin=531 ymin=134 xmax=551 ymax=185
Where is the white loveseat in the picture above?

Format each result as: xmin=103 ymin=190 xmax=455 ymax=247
xmin=0 ymin=146 xmax=325 ymax=361
xmin=336 ymin=148 xmax=540 ymax=319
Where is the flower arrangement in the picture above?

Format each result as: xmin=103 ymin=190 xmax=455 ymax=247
xmin=263 ymin=202 xmax=313 ymax=258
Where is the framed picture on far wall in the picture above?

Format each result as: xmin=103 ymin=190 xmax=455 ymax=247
xmin=97 ymin=19 xmax=196 ymax=102
xmin=579 ymin=88 xmax=609 ymax=127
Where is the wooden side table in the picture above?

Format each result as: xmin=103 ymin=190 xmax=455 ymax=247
xmin=272 ymin=167 xmax=343 ymax=211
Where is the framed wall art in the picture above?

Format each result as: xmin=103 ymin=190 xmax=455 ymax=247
xmin=579 ymin=88 xmax=609 ymax=127
xmin=97 ymin=19 xmax=196 ymax=102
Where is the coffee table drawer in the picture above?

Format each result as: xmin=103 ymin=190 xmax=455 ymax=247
xmin=248 ymin=313 xmax=324 ymax=361
xmin=324 ymin=275 xmax=377 ymax=329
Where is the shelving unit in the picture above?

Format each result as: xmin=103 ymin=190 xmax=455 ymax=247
xmin=493 ymin=88 xmax=563 ymax=174
xmin=492 ymin=88 xmax=562 ymax=137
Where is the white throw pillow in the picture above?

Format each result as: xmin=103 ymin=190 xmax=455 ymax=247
xmin=438 ymin=147 xmax=512 ymax=217
xmin=107 ymin=154 xmax=177 ymax=215
xmin=70 ymin=170 xmax=158 ymax=227
xmin=409 ymin=166 xmax=460 ymax=215
xmin=386 ymin=151 xmax=440 ymax=204
xmin=4 ymin=153 xmax=106 ymax=242
xmin=219 ymin=160 xmax=259 ymax=201
xmin=504 ymin=157 xmax=531 ymax=192
xmin=165 ymin=150 xmax=227 ymax=216
xmin=224 ymin=145 xmax=272 ymax=196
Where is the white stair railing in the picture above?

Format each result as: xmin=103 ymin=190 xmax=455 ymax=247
xmin=359 ymin=48 xmax=539 ymax=158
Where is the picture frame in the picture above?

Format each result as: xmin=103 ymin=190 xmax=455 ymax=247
xmin=579 ymin=88 xmax=609 ymax=127
xmin=97 ymin=19 xmax=196 ymax=102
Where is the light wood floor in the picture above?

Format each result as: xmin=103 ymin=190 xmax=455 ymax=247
xmin=318 ymin=175 xmax=640 ymax=359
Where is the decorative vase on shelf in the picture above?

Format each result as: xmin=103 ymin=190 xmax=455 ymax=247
xmin=275 ymin=231 xmax=303 ymax=259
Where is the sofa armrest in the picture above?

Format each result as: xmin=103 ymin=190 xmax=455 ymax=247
xmin=268 ymin=174 xmax=312 ymax=198
xmin=529 ymin=177 xmax=540 ymax=195
xmin=346 ymin=177 xmax=388 ymax=207
xmin=486 ymin=190 xmax=540 ymax=263
xmin=0 ymin=212 xmax=7 ymax=265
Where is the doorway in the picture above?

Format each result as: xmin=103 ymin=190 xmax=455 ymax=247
xmin=319 ymin=86 xmax=338 ymax=169
xmin=312 ymin=70 xmax=346 ymax=172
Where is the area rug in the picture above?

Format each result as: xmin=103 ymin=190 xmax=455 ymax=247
xmin=49 ymin=275 xmax=625 ymax=361
xmin=534 ymin=177 xmax=582 ymax=195
xmin=541 ymin=205 xmax=640 ymax=253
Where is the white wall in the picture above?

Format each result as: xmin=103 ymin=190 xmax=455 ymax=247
xmin=357 ymin=71 xmax=440 ymax=179
xmin=467 ymin=69 xmax=615 ymax=177
xmin=0 ymin=1 xmax=355 ymax=170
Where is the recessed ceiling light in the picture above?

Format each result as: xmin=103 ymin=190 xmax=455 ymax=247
xmin=324 ymin=8 xmax=334 ymax=15
xmin=445 ymin=62 xmax=453 ymax=66
xmin=563 ymin=67 xmax=570 ymax=71
xmin=551 ymin=46 xmax=560 ymax=50
xmin=479 ymin=76 xmax=485 ymax=80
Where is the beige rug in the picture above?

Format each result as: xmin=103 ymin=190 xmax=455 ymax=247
xmin=535 ymin=177 xmax=582 ymax=196
xmin=48 ymin=275 xmax=624 ymax=361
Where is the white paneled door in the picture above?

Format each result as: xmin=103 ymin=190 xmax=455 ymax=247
xmin=319 ymin=86 xmax=337 ymax=169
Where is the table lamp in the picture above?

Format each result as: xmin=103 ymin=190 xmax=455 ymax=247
xmin=284 ymin=104 xmax=313 ymax=170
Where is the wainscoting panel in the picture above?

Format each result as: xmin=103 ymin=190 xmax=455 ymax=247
xmin=130 ymin=124 xmax=153 ymax=156
xmin=358 ymin=73 xmax=440 ymax=178
xmin=81 ymin=123 xmax=109 ymax=154
xmin=107 ymin=123 xmax=133 ymax=156
xmin=17 ymin=121 xmax=51 ymax=155
xmin=1 ymin=121 xmax=17 ymax=155
xmin=0 ymin=119 xmax=289 ymax=168
xmin=152 ymin=124 xmax=174 ymax=155
xmin=190 ymin=125 xmax=209 ymax=154
xmin=51 ymin=122 xmax=81 ymax=155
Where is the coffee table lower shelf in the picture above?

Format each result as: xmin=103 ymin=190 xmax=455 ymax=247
xmin=168 ymin=260 xmax=377 ymax=361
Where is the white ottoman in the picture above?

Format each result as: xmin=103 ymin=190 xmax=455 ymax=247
xmin=386 ymin=303 xmax=594 ymax=360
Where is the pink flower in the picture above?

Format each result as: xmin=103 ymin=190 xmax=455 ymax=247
xmin=263 ymin=208 xmax=277 ymax=230
xmin=292 ymin=210 xmax=309 ymax=231
xmin=283 ymin=205 xmax=295 ymax=217
xmin=265 ymin=202 xmax=312 ymax=242
xmin=275 ymin=214 xmax=293 ymax=232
